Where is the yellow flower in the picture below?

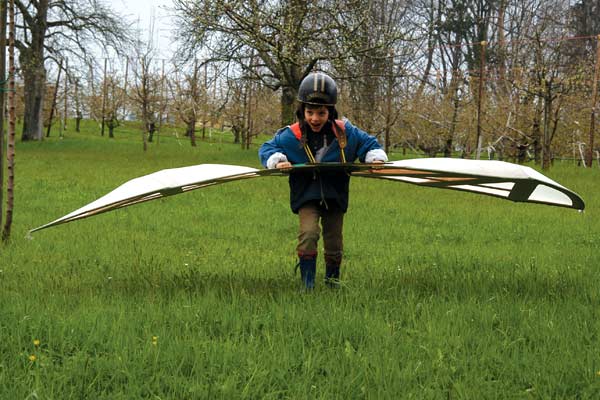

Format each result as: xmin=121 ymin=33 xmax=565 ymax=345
xmin=152 ymin=336 xmax=158 ymax=345
xmin=33 ymin=339 xmax=40 ymax=347
xmin=28 ymin=355 xmax=36 ymax=362
xmin=597 ymin=370 xmax=600 ymax=377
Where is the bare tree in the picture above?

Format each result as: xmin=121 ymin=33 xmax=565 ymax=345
xmin=172 ymin=0 xmax=403 ymax=125
xmin=0 ymin=0 xmax=7 ymax=227
xmin=169 ymin=59 xmax=203 ymax=146
xmin=130 ymin=52 xmax=163 ymax=150
xmin=73 ymin=76 xmax=83 ymax=132
xmin=3 ymin=0 xmax=16 ymax=241
xmin=103 ymin=74 xmax=128 ymax=138
xmin=334 ymin=0 xmax=411 ymax=144
xmin=14 ymin=0 xmax=131 ymax=141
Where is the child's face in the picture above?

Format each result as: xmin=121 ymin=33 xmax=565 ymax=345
xmin=304 ymin=106 xmax=329 ymax=132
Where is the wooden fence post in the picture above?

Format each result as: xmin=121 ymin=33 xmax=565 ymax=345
xmin=62 ymin=57 xmax=68 ymax=134
xmin=157 ymin=58 xmax=165 ymax=144
xmin=46 ymin=59 xmax=63 ymax=138
xmin=475 ymin=40 xmax=487 ymax=160
xmin=100 ymin=57 xmax=108 ymax=136
xmin=585 ymin=35 xmax=600 ymax=167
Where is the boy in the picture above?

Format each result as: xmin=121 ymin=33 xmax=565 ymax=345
xmin=259 ymin=72 xmax=387 ymax=289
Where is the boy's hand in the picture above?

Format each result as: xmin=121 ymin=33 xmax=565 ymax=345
xmin=276 ymin=161 xmax=293 ymax=170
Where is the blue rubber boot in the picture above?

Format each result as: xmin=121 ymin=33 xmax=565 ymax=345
xmin=298 ymin=257 xmax=316 ymax=290
xmin=325 ymin=264 xmax=340 ymax=288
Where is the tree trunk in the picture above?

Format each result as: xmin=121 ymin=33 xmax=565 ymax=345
xmin=21 ymin=59 xmax=46 ymax=141
xmin=3 ymin=0 xmax=15 ymax=241
xmin=517 ymin=143 xmax=528 ymax=164
xmin=147 ymin=122 xmax=155 ymax=143
xmin=107 ymin=116 xmax=117 ymax=138
xmin=532 ymin=105 xmax=542 ymax=164
xmin=46 ymin=59 xmax=62 ymax=138
xmin=74 ymin=78 xmax=81 ymax=132
xmin=586 ymin=34 xmax=600 ymax=167
xmin=63 ymin=58 xmax=68 ymax=131
xmin=101 ymin=58 xmax=108 ymax=136
xmin=415 ymin=0 xmax=436 ymax=102
xmin=232 ymin=124 xmax=241 ymax=144
xmin=542 ymin=83 xmax=555 ymax=170
xmin=0 ymin=0 xmax=7 ymax=227
xmin=281 ymin=85 xmax=296 ymax=126
xmin=445 ymin=83 xmax=461 ymax=158
xmin=19 ymin=0 xmax=48 ymax=141
xmin=184 ymin=119 xmax=192 ymax=136
xmin=187 ymin=119 xmax=197 ymax=147
xmin=142 ymin=129 xmax=148 ymax=152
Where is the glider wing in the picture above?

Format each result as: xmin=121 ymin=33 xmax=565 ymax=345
xmin=29 ymin=164 xmax=263 ymax=233
xmin=351 ymin=159 xmax=585 ymax=210
xmin=30 ymin=159 xmax=584 ymax=234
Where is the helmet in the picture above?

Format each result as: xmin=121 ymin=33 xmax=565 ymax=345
xmin=297 ymin=72 xmax=337 ymax=106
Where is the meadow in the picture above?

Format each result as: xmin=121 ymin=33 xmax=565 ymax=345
xmin=1 ymin=121 xmax=599 ymax=399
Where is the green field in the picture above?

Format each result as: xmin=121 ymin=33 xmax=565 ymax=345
xmin=1 ymin=122 xmax=599 ymax=399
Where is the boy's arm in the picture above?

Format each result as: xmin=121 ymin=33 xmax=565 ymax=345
xmin=259 ymin=131 xmax=289 ymax=168
xmin=346 ymin=121 xmax=388 ymax=163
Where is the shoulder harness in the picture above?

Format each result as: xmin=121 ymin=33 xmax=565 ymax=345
xmin=289 ymin=120 xmax=347 ymax=163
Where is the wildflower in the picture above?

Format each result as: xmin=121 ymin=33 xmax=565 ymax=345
xmin=152 ymin=336 xmax=158 ymax=345
xmin=597 ymin=370 xmax=600 ymax=377
xmin=28 ymin=355 xmax=36 ymax=362
xmin=33 ymin=339 xmax=40 ymax=347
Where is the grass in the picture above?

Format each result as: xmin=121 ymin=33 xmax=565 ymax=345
xmin=0 ymin=120 xmax=599 ymax=399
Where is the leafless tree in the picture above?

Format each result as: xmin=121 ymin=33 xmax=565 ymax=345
xmin=103 ymin=73 xmax=128 ymax=138
xmin=169 ymin=59 xmax=204 ymax=146
xmin=3 ymin=0 xmax=16 ymax=241
xmin=14 ymin=0 xmax=131 ymax=141
xmin=0 ymin=0 xmax=7 ymax=227
xmin=130 ymin=51 xmax=164 ymax=150
xmin=172 ymin=0 xmax=406 ymax=125
xmin=333 ymin=0 xmax=411 ymax=150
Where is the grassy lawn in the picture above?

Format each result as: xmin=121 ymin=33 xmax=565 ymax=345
xmin=1 ymin=121 xmax=599 ymax=399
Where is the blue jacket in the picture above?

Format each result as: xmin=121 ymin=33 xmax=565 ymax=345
xmin=258 ymin=119 xmax=386 ymax=213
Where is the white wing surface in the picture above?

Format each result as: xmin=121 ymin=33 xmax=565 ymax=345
xmin=351 ymin=159 xmax=584 ymax=210
xmin=30 ymin=164 xmax=262 ymax=233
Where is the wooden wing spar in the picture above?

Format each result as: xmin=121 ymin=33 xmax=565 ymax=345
xmin=29 ymin=159 xmax=585 ymax=234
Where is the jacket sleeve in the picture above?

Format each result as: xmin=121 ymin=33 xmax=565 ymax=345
xmin=345 ymin=120 xmax=388 ymax=163
xmin=258 ymin=129 xmax=289 ymax=168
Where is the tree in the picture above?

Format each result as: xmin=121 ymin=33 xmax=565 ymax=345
xmin=103 ymin=74 xmax=128 ymax=138
xmin=169 ymin=59 xmax=203 ymax=146
xmin=0 ymin=0 xmax=7 ymax=227
xmin=333 ymin=0 xmax=411 ymax=149
xmin=172 ymin=0 xmax=401 ymax=126
xmin=571 ymin=0 xmax=600 ymax=56
xmin=14 ymin=0 xmax=130 ymax=141
xmin=130 ymin=53 xmax=163 ymax=150
xmin=3 ymin=0 xmax=16 ymax=241
xmin=438 ymin=1 xmax=471 ymax=157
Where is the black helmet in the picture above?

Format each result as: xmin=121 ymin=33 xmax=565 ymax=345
xmin=297 ymin=72 xmax=337 ymax=106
